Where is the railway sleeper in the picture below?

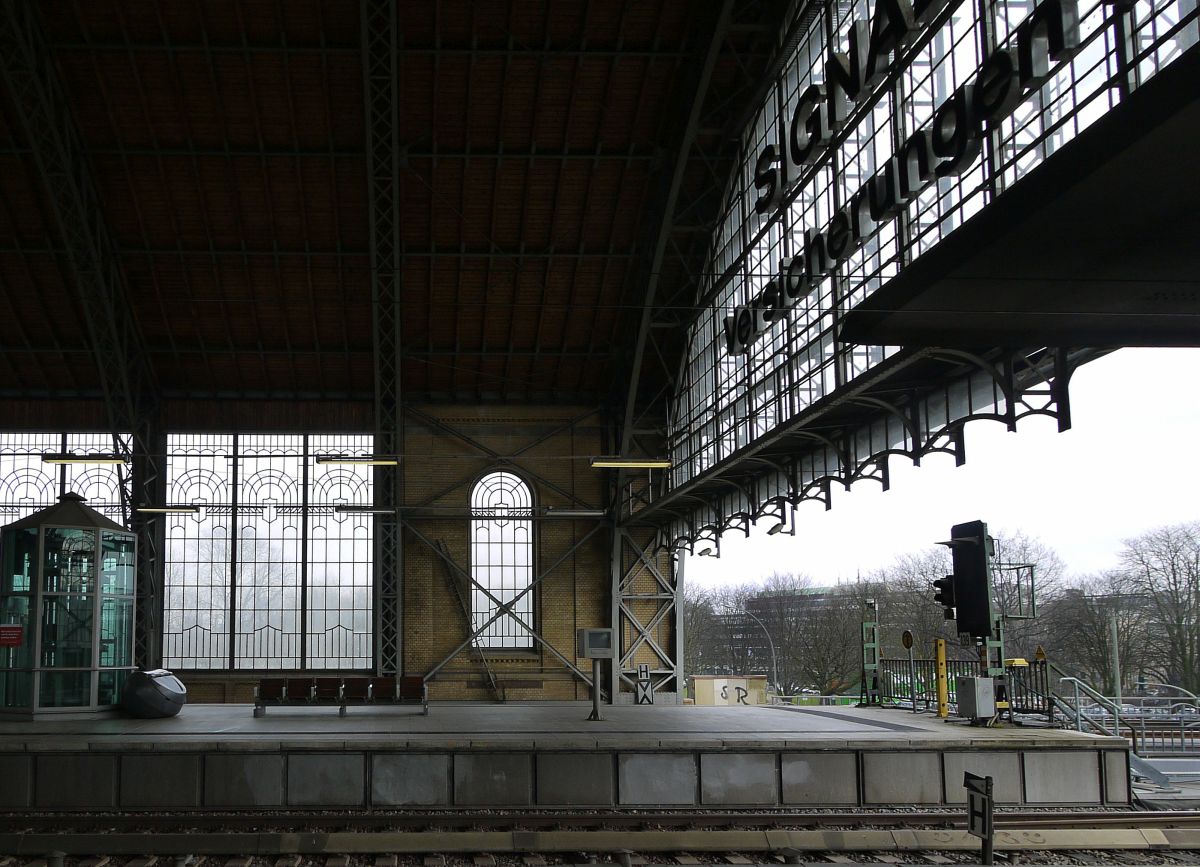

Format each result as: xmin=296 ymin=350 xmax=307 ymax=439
xmin=1 ymin=828 xmax=1199 ymax=858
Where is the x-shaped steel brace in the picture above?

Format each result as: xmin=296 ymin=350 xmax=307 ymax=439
xmin=410 ymin=520 xmax=606 ymax=690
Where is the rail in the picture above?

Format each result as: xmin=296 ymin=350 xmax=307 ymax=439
xmin=4 ymin=810 xmax=1200 ymax=833
xmin=10 ymin=816 xmax=1200 ymax=861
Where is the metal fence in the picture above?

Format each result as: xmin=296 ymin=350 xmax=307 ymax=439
xmin=1007 ymin=662 xmax=1052 ymax=716
xmin=878 ymin=657 xmax=978 ymax=711
xmin=878 ymin=657 xmax=1052 ymax=717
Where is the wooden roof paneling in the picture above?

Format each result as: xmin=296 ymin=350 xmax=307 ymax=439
xmin=0 ymin=0 xmax=783 ymax=409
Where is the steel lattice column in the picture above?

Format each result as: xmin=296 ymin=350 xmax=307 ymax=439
xmin=0 ymin=2 xmax=165 ymax=666
xmin=610 ymin=525 xmax=681 ymax=702
xmin=361 ymin=0 xmax=404 ymax=675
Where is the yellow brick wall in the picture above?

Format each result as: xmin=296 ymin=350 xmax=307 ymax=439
xmin=402 ymin=404 xmax=610 ymax=702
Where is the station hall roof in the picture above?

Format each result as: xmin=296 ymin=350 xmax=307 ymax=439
xmin=0 ymin=0 xmax=784 ymax=416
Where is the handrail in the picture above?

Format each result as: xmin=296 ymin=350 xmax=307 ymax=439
xmin=1051 ymin=694 xmax=1111 ymax=737
xmin=1053 ymin=669 xmax=1142 ymax=753
xmin=1058 ymin=676 xmax=1121 ymax=734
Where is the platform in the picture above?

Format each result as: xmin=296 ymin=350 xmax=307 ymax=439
xmin=0 ymin=703 xmax=1130 ymax=811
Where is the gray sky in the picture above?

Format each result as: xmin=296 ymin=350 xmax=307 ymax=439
xmin=682 ymin=347 xmax=1200 ymax=590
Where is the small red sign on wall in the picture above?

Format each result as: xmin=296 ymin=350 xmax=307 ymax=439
xmin=0 ymin=625 xmax=23 ymax=647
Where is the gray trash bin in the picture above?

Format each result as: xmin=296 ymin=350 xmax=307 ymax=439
xmin=122 ymin=668 xmax=188 ymax=718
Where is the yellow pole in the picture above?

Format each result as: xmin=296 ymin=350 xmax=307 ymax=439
xmin=935 ymin=638 xmax=949 ymax=718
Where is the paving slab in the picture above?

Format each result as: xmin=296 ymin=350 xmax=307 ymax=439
xmin=454 ymin=753 xmax=533 ymax=805
xmin=287 ymin=753 xmax=366 ymax=806
xmin=941 ymin=751 xmax=1021 ymax=804
xmin=862 ymin=752 xmax=942 ymax=804
xmin=204 ymin=753 xmax=285 ymax=807
xmin=1104 ymin=749 xmax=1130 ymax=804
xmin=618 ymin=753 xmax=697 ymax=805
xmin=700 ymin=752 xmax=778 ymax=805
xmin=536 ymin=752 xmax=614 ymax=806
xmin=781 ymin=752 xmax=857 ymax=805
xmin=372 ymin=754 xmax=452 ymax=806
xmin=1022 ymin=749 xmax=1101 ymax=803
xmin=119 ymin=754 xmax=202 ymax=808
xmin=0 ymin=756 xmax=31 ymax=808
xmin=35 ymin=754 xmax=116 ymax=808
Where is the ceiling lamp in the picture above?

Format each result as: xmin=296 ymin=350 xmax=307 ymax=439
xmin=315 ymin=454 xmax=400 ymax=466
xmin=589 ymin=456 xmax=672 ymax=469
xmin=42 ymin=452 xmax=129 ymax=465
xmin=543 ymin=506 xmax=607 ymax=518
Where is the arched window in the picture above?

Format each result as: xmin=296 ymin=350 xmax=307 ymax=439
xmin=470 ymin=471 xmax=534 ymax=649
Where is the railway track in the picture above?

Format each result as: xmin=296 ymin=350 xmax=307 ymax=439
xmin=5 ymin=811 xmax=1200 ymax=865
xmin=3 ymin=809 xmax=1200 ymax=833
xmin=1 ymin=826 xmax=1200 ymax=865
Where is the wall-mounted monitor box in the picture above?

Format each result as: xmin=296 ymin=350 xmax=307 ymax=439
xmin=577 ymin=627 xmax=614 ymax=659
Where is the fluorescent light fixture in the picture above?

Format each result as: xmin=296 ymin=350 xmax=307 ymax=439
xmin=42 ymin=452 xmax=130 ymax=465
xmin=135 ymin=505 xmax=201 ymax=514
xmin=334 ymin=505 xmax=396 ymax=515
xmin=589 ymin=456 xmax=672 ymax=469
xmin=315 ymin=454 xmax=400 ymax=466
xmin=543 ymin=507 xmax=607 ymax=518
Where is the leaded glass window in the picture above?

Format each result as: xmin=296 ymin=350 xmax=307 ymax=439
xmin=0 ymin=433 xmax=129 ymax=526
xmin=161 ymin=434 xmax=373 ymax=671
xmin=470 ymin=471 xmax=534 ymax=650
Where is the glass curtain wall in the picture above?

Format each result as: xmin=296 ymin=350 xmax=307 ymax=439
xmin=669 ymin=0 xmax=1200 ymax=486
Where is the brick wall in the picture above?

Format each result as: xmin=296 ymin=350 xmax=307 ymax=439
xmin=402 ymin=404 xmax=610 ymax=702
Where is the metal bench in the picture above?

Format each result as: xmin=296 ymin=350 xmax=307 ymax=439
xmin=253 ymin=674 xmax=428 ymax=717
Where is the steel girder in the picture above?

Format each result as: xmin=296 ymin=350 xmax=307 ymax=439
xmin=388 ymin=408 xmax=608 ymax=691
xmin=0 ymin=3 xmax=166 ymax=666
xmin=617 ymin=0 xmax=737 ymax=459
xmin=636 ymin=347 xmax=1097 ymax=554
xmin=615 ymin=0 xmax=790 ymax=454
xmin=608 ymin=0 xmax=789 ymax=700
xmin=361 ymin=0 xmax=404 ymax=675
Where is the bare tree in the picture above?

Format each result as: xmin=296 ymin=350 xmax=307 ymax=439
xmin=698 ymin=581 xmax=760 ymax=676
xmin=681 ymin=584 xmax=719 ymax=677
xmin=1042 ymin=573 xmax=1153 ymax=693
xmin=864 ymin=530 xmax=1068 ymax=663
xmin=869 ymin=548 xmax=958 ymax=658
xmin=795 ymin=583 xmax=870 ymax=693
xmin=1120 ymin=521 xmax=1200 ymax=692
xmin=751 ymin=572 xmax=817 ymax=694
xmin=990 ymin=530 xmax=1068 ymax=658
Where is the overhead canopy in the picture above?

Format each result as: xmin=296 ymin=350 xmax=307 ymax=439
xmin=839 ymin=49 xmax=1200 ymax=349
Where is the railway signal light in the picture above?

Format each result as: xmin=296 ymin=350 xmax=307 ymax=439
xmin=939 ymin=519 xmax=996 ymax=640
xmin=933 ymin=575 xmax=956 ymax=619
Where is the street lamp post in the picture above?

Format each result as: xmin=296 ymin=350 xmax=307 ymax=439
xmin=737 ymin=607 xmax=780 ymax=698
